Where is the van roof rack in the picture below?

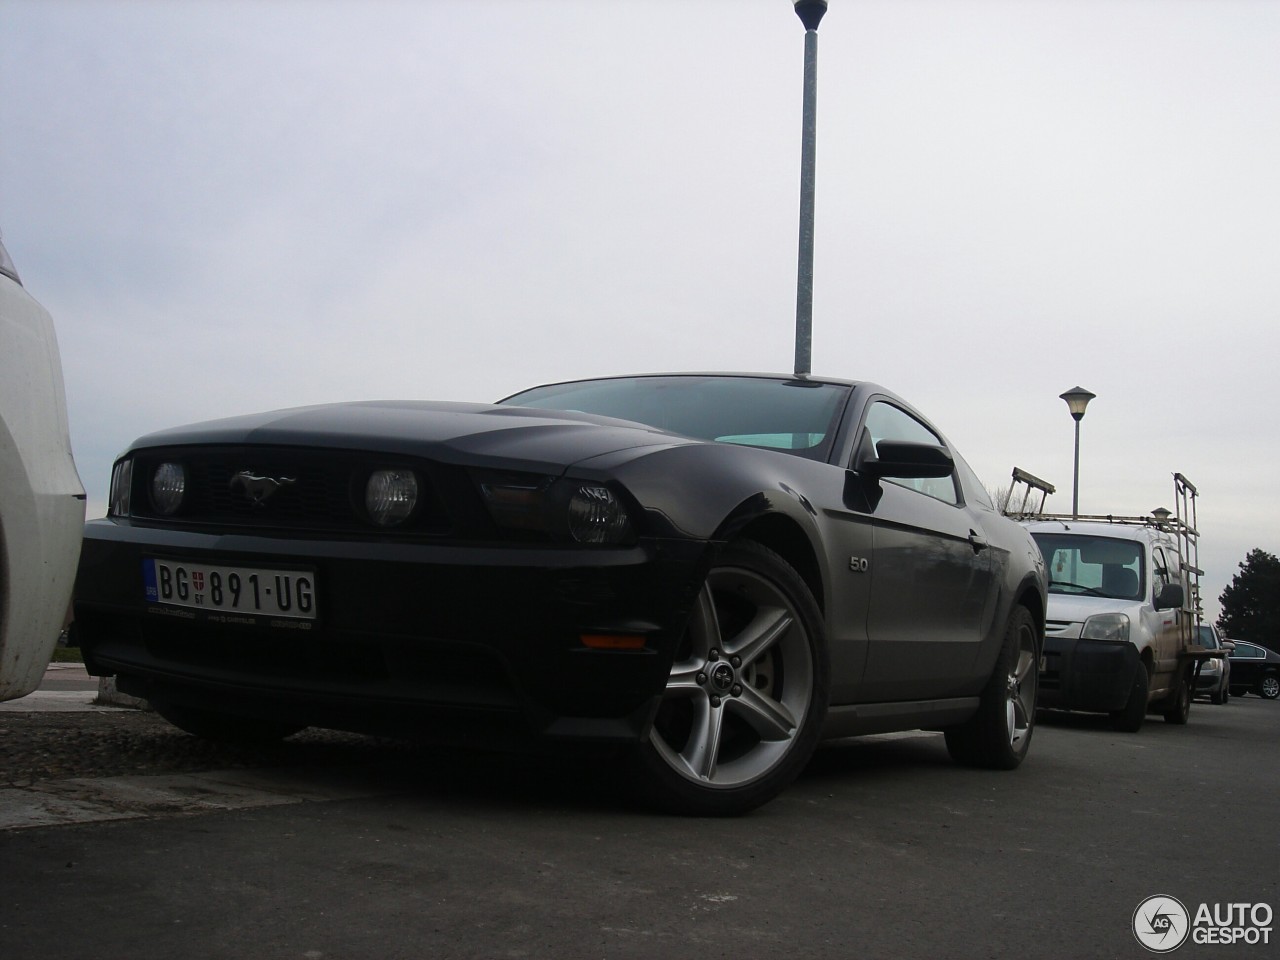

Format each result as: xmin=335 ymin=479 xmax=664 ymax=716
xmin=1002 ymin=467 xmax=1055 ymax=517
xmin=1014 ymin=472 xmax=1204 ymax=633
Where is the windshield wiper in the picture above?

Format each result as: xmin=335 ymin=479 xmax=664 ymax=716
xmin=1047 ymin=579 xmax=1107 ymax=597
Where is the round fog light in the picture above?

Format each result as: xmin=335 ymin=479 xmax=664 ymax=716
xmin=150 ymin=462 xmax=186 ymax=515
xmin=366 ymin=469 xmax=418 ymax=526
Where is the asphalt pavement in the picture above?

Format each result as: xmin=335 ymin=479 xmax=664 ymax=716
xmin=2 ymin=664 xmax=1278 ymax=959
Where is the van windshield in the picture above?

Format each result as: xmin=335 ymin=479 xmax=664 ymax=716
xmin=1032 ymin=533 xmax=1145 ymax=601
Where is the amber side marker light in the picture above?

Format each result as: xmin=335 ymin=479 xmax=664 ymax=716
xmin=580 ymin=634 xmax=647 ymax=651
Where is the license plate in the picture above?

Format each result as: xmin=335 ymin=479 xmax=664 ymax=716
xmin=143 ymin=559 xmax=318 ymax=621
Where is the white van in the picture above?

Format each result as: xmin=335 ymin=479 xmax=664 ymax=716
xmin=0 ymin=236 xmax=84 ymax=700
xmin=1022 ymin=516 xmax=1199 ymax=731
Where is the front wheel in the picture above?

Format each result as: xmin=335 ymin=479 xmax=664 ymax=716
xmin=629 ymin=541 xmax=829 ymax=816
xmin=945 ymin=607 xmax=1039 ymax=769
xmin=1261 ymin=673 xmax=1280 ymax=700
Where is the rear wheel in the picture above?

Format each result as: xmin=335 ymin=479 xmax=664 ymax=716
xmin=1261 ymin=673 xmax=1280 ymax=700
xmin=1111 ymin=661 xmax=1149 ymax=732
xmin=1163 ymin=666 xmax=1192 ymax=724
xmin=151 ymin=700 xmax=304 ymax=744
xmin=945 ymin=607 xmax=1038 ymax=768
xmin=630 ymin=541 xmax=828 ymax=816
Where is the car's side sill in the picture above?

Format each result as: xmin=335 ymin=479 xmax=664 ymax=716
xmin=821 ymin=697 xmax=980 ymax=738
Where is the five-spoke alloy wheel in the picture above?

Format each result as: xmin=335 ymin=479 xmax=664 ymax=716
xmin=632 ymin=541 xmax=828 ymax=816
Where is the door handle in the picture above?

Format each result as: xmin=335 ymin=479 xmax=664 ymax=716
xmin=968 ymin=530 xmax=989 ymax=552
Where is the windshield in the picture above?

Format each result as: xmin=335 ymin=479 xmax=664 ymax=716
xmin=501 ymin=375 xmax=851 ymax=460
xmin=1032 ymin=533 xmax=1145 ymax=600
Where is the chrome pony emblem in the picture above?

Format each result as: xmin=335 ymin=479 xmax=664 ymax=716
xmin=230 ymin=470 xmax=296 ymax=507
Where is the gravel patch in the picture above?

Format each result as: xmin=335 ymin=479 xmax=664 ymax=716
xmin=0 ymin=711 xmax=414 ymax=788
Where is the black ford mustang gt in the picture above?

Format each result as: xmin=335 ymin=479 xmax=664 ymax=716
xmin=73 ymin=373 xmax=1046 ymax=815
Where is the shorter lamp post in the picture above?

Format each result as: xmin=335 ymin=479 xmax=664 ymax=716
xmin=1060 ymin=386 xmax=1096 ymax=518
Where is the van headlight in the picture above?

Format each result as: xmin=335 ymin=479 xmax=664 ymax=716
xmin=1082 ymin=613 xmax=1130 ymax=643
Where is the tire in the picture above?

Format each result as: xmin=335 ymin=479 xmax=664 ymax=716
xmin=1111 ymin=660 xmax=1149 ymax=732
xmin=1210 ymin=686 xmax=1225 ymax=706
xmin=944 ymin=607 xmax=1038 ymax=769
xmin=1261 ymin=673 xmax=1280 ymax=700
xmin=629 ymin=540 xmax=829 ymax=816
xmin=151 ymin=700 xmax=305 ymax=744
xmin=1163 ymin=666 xmax=1192 ymax=724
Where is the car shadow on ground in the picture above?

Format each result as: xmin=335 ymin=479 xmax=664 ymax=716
xmin=262 ymin=731 xmax=964 ymax=816
xmin=795 ymin=734 xmax=956 ymax=796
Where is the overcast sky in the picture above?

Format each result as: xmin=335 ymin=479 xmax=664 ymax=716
xmin=4 ymin=0 xmax=1277 ymax=622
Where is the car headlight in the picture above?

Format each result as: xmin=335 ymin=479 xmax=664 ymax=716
xmin=108 ymin=458 xmax=133 ymax=517
xmin=149 ymin=462 xmax=186 ymax=515
xmin=567 ymin=484 xmax=632 ymax=544
xmin=365 ymin=469 xmax=419 ymax=527
xmin=1082 ymin=613 xmax=1130 ymax=643
xmin=478 ymin=473 xmax=635 ymax=544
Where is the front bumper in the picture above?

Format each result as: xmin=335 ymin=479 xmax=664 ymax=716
xmin=1037 ymin=635 xmax=1139 ymax=712
xmin=1195 ymin=668 xmax=1225 ymax=695
xmin=72 ymin=519 xmax=711 ymax=746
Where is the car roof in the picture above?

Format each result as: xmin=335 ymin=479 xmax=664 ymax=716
xmin=1023 ymin=519 xmax=1176 ymax=543
xmin=499 ymin=372 xmax=865 ymax=397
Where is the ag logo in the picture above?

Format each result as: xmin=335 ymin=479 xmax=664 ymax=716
xmin=1133 ymin=895 xmax=1190 ymax=953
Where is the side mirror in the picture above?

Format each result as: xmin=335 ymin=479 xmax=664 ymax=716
xmin=1222 ymin=639 xmax=1236 ymax=652
xmin=1154 ymin=582 xmax=1184 ymax=611
xmin=858 ymin=439 xmax=954 ymax=480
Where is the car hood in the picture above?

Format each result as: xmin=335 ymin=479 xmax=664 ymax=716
xmin=1044 ymin=592 xmax=1148 ymax=625
xmin=127 ymin=400 xmax=694 ymax=473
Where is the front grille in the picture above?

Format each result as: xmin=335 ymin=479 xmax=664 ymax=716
xmin=129 ymin=446 xmax=457 ymax=537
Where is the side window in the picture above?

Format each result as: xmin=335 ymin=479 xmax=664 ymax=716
xmin=1151 ymin=547 xmax=1170 ymax=600
xmin=861 ymin=401 xmax=958 ymax=505
xmin=954 ymin=453 xmax=993 ymax=510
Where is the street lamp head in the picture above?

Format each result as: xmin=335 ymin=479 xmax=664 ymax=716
xmin=1059 ymin=386 xmax=1096 ymax=422
xmin=794 ymin=0 xmax=828 ymax=31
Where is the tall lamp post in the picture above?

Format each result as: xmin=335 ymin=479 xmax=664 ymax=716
xmin=793 ymin=0 xmax=827 ymax=377
xmin=1060 ymin=386 xmax=1096 ymax=518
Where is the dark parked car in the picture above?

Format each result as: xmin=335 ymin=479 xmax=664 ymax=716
xmin=1227 ymin=641 xmax=1280 ymax=700
xmin=72 ymin=373 xmax=1047 ymax=814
